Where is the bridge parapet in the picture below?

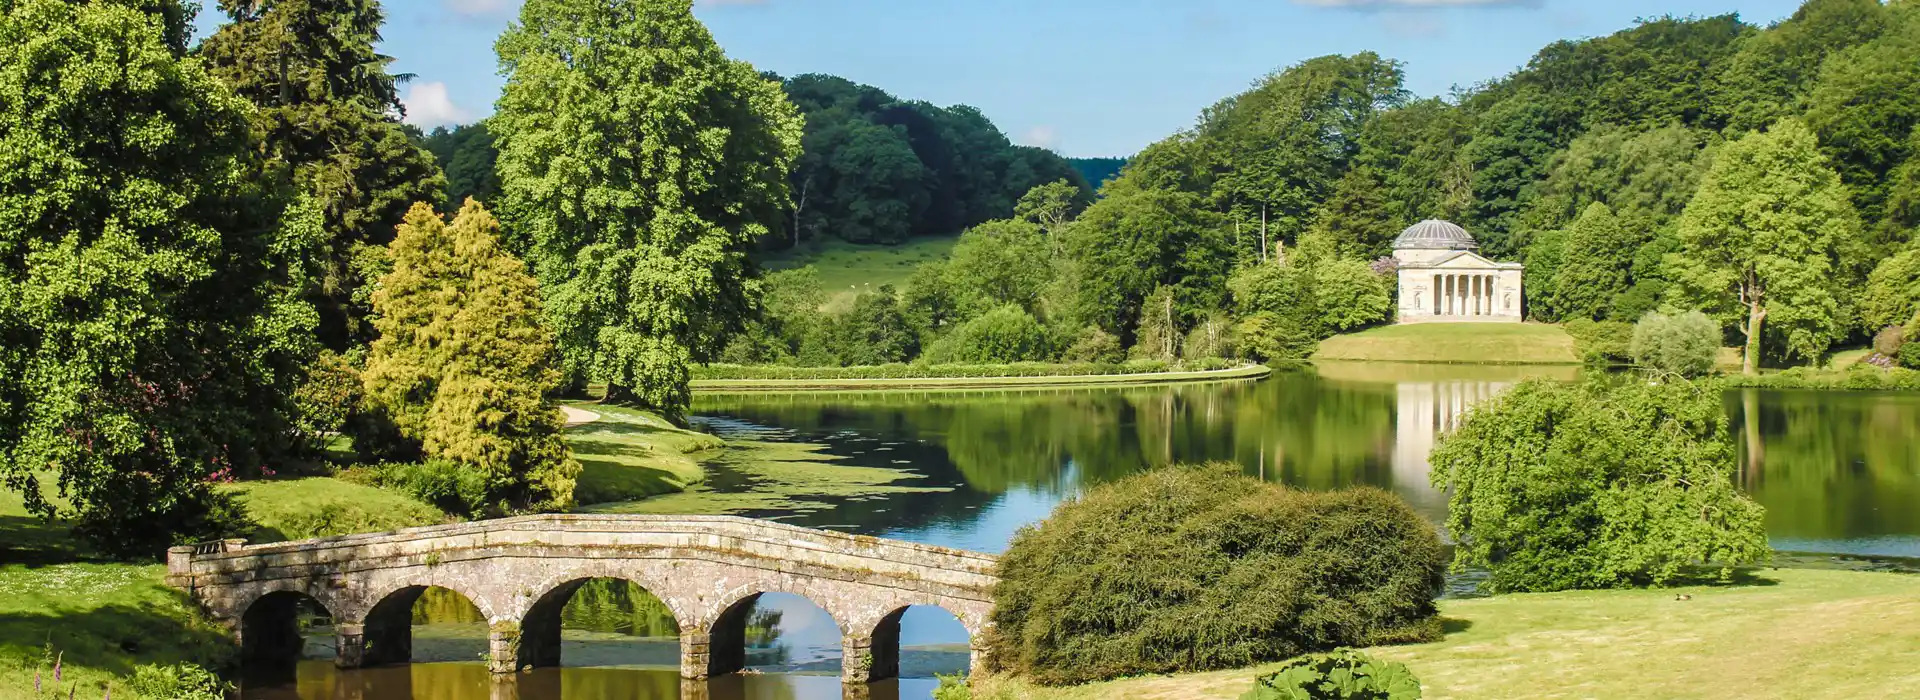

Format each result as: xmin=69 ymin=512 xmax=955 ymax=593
xmin=168 ymin=514 xmax=999 ymax=686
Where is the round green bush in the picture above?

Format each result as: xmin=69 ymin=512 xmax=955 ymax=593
xmin=1628 ymin=310 xmax=1720 ymax=377
xmin=935 ymin=305 xmax=1052 ymax=364
xmin=988 ymin=464 xmax=1446 ymax=686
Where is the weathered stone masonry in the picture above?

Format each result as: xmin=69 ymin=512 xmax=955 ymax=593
xmin=166 ymin=514 xmax=998 ymax=685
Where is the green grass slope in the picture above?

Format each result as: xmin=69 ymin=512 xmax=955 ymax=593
xmin=973 ymin=567 xmax=1920 ymax=700
xmin=566 ymin=403 xmax=724 ymax=506
xmin=1312 ymin=323 xmax=1580 ymax=365
xmin=225 ymin=478 xmax=448 ymax=543
xmin=763 ymin=236 xmax=957 ymax=312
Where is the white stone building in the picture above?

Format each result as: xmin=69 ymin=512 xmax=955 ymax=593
xmin=1391 ymin=220 xmax=1523 ymax=323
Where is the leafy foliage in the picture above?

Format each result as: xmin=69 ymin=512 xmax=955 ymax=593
xmin=1240 ymin=650 xmax=1422 ymax=700
xmin=128 ymin=662 xmax=229 ymax=700
xmin=1430 ymin=379 xmax=1770 ymax=592
xmin=493 ymin=0 xmax=803 ymax=419
xmin=1861 ymin=242 xmax=1920 ymax=330
xmin=929 ymin=306 xmax=1052 ymax=364
xmin=198 ymin=0 xmax=447 ymax=349
xmin=1631 ymin=310 xmax=1723 ymax=378
xmin=363 ymin=202 xmax=578 ymax=513
xmin=420 ymin=122 xmax=501 ymax=208
xmin=1564 ymin=319 xmax=1635 ymax=366
xmin=1668 ymin=119 xmax=1865 ymax=373
xmin=0 ymin=0 xmax=317 ymax=557
xmin=989 ymin=464 xmax=1445 ymax=686
xmin=780 ymin=74 xmax=1090 ymax=245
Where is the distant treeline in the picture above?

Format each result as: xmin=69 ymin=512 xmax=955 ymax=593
xmin=421 ymin=73 xmax=1093 ymax=247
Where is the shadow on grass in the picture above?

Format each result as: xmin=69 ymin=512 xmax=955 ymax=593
xmin=0 ymin=597 xmax=235 ymax=677
xmin=0 ymin=515 xmax=99 ymax=567
xmin=573 ymin=457 xmax=689 ymax=505
xmin=1440 ymin=617 xmax=1474 ymax=636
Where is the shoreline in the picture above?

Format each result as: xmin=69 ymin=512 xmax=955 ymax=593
xmin=690 ymin=364 xmax=1272 ymax=393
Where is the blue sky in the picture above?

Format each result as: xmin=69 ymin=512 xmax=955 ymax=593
xmin=193 ymin=0 xmax=1809 ymax=158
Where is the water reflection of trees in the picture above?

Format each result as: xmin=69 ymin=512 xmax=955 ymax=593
xmin=1732 ymin=389 xmax=1920 ymax=542
xmin=559 ymin=579 xmax=680 ymax=637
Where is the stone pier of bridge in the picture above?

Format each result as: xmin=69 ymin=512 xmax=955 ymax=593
xmin=165 ymin=514 xmax=998 ymax=687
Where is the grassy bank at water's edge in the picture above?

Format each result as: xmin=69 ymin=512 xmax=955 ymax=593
xmin=692 ymin=363 xmax=1268 ymax=392
xmin=1311 ymin=323 xmax=1579 ymax=365
xmin=566 ymin=402 xmax=724 ymax=505
xmin=969 ymin=567 xmax=1920 ymax=700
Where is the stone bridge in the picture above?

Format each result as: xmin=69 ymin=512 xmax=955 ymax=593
xmin=166 ymin=514 xmax=998 ymax=686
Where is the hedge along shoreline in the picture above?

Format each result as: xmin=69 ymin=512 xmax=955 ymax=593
xmin=1722 ymin=365 xmax=1920 ymax=392
xmin=690 ymin=361 xmax=1271 ymax=392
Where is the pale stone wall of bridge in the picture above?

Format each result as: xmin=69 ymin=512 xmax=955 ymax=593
xmin=166 ymin=514 xmax=998 ymax=685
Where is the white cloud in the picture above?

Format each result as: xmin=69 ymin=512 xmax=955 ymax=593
xmin=1020 ymin=125 xmax=1060 ymax=150
xmin=1293 ymin=0 xmax=1540 ymax=8
xmin=402 ymin=82 xmax=473 ymax=129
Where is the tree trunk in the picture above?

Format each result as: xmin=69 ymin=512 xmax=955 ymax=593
xmin=791 ymin=177 xmax=810 ymax=249
xmin=1741 ymin=388 xmax=1765 ymax=484
xmin=1743 ymin=299 xmax=1766 ymax=376
xmin=1260 ymin=204 xmax=1269 ymax=264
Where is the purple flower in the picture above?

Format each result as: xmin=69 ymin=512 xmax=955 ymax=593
xmin=53 ymin=652 xmax=61 ymax=681
xmin=34 ymin=668 xmax=40 ymax=694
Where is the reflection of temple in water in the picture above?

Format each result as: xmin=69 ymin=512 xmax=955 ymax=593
xmin=1390 ymin=381 xmax=1513 ymax=519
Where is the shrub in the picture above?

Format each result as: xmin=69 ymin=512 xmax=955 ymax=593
xmin=694 ymin=361 xmax=1201 ymax=381
xmin=932 ymin=306 xmax=1053 ymax=364
xmin=1061 ymin=326 xmax=1125 ymax=364
xmin=1312 ymin=257 xmax=1395 ymax=332
xmin=989 ymin=464 xmax=1445 ymax=686
xmin=339 ymin=460 xmax=492 ymax=517
xmin=1563 ymin=318 xmax=1633 ymax=365
xmin=129 ymin=663 xmax=229 ymax=700
xmin=1872 ymin=325 xmax=1906 ymax=359
xmin=1430 ymin=379 xmax=1769 ymax=593
xmin=1629 ymin=310 xmax=1721 ymax=377
xmin=1236 ymin=312 xmax=1318 ymax=362
xmin=290 ymin=349 xmax=363 ymax=458
xmin=932 ymin=673 xmax=972 ymax=700
xmin=1183 ymin=312 xmax=1237 ymax=360
xmin=1241 ymin=650 xmax=1422 ymax=700
xmin=1904 ymin=316 xmax=1920 ymax=370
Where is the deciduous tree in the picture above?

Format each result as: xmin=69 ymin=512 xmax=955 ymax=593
xmin=1668 ymin=119 xmax=1863 ymax=373
xmin=0 ymin=0 xmax=316 ymax=556
xmin=493 ymin=0 xmax=803 ymax=420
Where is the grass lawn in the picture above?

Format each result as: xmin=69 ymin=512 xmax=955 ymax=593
xmin=1312 ymin=323 xmax=1579 ymax=365
xmin=224 ymin=477 xmax=448 ymax=543
xmin=2 ymin=486 xmax=233 ymax=700
xmin=761 ymin=235 xmax=957 ymax=312
xmin=565 ymin=402 xmax=724 ymax=506
xmin=971 ymin=567 xmax=1920 ymax=700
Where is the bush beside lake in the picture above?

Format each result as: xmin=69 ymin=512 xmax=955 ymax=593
xmin=988 ymin=464 xmax=1445 ymax=686
xmin=694 ymin=358 xmax=1242 ymax=381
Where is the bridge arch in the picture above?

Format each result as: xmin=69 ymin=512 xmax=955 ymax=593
xmin=518 ymin=572 xmax=685 ymax=670
xmin=237 ymin=588 xmax=335 ymax=667
xmin=859 ymin=601 xmax=982 ymax=682
xmin=357 ymin=583 xmax=488 ymax=667
xmin=703 ymin=582 xmax=849 ymax=678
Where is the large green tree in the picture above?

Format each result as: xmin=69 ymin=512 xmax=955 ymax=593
xmin=1431 ymin=379 xmax=1768 ymax=592
xmin=493 ymin=0 xmax=803 ymax=419
xmin=1548 ymin=203 xmax=1638 ymax=321
xmin=1707 ymin=0 xmax=1890 ymax=134
xmin=198 ymin=0 xmax=447 ymax=349
xmin=0 ymin=0 xmax=316 ymax=556
xmin=1801 ymin=3 xmax=1920 ymax=248
xmin=1668 ymin=119 xmax=1864 ymax=374
xmin=364 ymin=202 xmax=578 ymax=512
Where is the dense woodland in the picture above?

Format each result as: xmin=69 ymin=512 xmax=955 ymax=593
xmin=423 ymin=73 xmax=1092 ymax=247
xmin=726 ymin=0 xmax=1920 ymax=374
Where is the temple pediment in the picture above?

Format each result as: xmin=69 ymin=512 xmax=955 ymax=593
xmin=1399 ymin=249 xmax=1523 ymax=271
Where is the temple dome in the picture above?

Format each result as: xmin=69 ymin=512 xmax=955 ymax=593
xmin=1392 ymin=220 xmax=1477 ymax=251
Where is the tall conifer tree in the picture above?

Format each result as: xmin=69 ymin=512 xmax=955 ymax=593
xmin=364 ymin=202 xmax=579 ymax=512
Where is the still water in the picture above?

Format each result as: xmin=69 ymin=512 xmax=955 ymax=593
xmin=249 ymin=361 xmax=1920 ymax=699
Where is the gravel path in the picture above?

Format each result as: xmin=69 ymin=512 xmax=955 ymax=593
xmin=560 ymin=405 xmax=601 ymax=426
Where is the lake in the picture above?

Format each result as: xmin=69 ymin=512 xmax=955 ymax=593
xmin=245 ymin=362 xmax=1920 ymax=700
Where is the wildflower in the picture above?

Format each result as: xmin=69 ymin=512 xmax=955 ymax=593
xmin=54 ymin=651 xmax=61 ymax=681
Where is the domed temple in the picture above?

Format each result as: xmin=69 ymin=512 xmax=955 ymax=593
xmin=1390 ymin=220 xmax=1523 ymax=323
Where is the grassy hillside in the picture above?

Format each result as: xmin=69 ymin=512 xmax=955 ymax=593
xmin=763 ymin=236 xmax=956 ymax=312
xmin=972 ymin=567 xmax=1920 ymax=700
xmin=1312 ymin=323 xmax=1580 ymax=365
